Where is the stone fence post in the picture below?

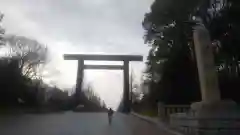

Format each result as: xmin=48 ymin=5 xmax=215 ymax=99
xmin=158 ymin=102 xmax=166 ymax=121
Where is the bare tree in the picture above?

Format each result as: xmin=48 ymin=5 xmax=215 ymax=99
xmin=4 ymin=35 xmax=48 ymax=79
xmin=0 ymin=13 xmax=5 ymax=46
xmin=130 ymin=69 xmax=141 ymax=102
xmin=83 ymin=83 xmax=104 ymax=107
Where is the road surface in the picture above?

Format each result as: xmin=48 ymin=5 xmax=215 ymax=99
xmin=0 ymin=112 xmax=174 ymax=135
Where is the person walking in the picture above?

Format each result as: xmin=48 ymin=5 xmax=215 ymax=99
xmin=107 ymin=108 xmax=114 ymax=125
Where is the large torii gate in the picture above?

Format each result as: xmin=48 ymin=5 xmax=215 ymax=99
xmin=64 ymin=54 xmax=143 ymax=112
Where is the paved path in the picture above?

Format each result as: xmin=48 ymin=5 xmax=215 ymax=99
xmin=0 ymin=112 xmax=175 ymax=135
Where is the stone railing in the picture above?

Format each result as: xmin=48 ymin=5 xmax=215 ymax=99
xmin=169 ymin=111 xmax=240 ymax=135
xmin=168 ymin=102 xmax=240 ymax=135
xmin=158 ymin=102 xmax=190 ymax=121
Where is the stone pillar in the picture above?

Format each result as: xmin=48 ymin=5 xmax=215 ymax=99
xmin=169 ymin=23 xmax=240 ymax=135
xmin=123 ymin=60 xmax=130 ymax=113
xmin=75 ymin=59 xmax=84 ymax=104
xmin=183 ymin=23 xmax=240 ymax=135
xmin=158 ymin=102 xmax=166 ymax=121
xmin=193 ymin=25 xmax=221 ymax=103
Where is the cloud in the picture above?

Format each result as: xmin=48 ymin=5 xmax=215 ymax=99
xmin=1 ymin=0 xmax=153 ymax=50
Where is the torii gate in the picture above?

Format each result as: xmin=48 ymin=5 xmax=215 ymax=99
xmin=64 ymin=54 xmax=143 ymax=112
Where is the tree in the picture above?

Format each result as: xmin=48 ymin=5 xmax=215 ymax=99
xmin=0 ymin=14 xmax=50 ymax=106
xmin=206 ymin=0 xmax=240 ymax=101
xmin=0 ymin=13 xmax=5 ymax=46
xmin=130 ymin=69 xmax=143 ymax=103
xmin=142 ymin=0 xmax=202 ymax=105
xmin=83 ymin=83 xmax=105 ymax=108
xmin=4 ymin=35 xmax=48 ymax=79
xmin=142 ymin=0 xmax=240 ymax=107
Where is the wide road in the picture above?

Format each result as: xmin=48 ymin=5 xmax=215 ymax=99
xmin=0 ymin=112 xmax=174 ymax=135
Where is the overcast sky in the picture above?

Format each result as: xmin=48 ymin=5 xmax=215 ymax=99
xmin=0 ymin=0 xmax=153 ymax=109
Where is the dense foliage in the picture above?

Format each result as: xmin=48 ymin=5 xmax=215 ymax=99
xmin=141 ymin=0 xmax=240 ymax=109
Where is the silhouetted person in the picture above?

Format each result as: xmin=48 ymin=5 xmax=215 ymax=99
xmin=107 ymin=108 xmax=114 ymax=125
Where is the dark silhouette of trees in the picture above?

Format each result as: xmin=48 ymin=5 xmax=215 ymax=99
xmin=0 ymin=37 xmax=48 ymax=107
xmin=0 ymin=13 xmax=106 ymax=113
xmin=5 ymin=35 xmax=48 ymax=79
xmin=0 ymin=13 xmax=5 ymax=46
xmin=140 ymin=0 xmax=240 ymax=110
xmin=207 ymin=0 xmax=240 ymax=101
xmin=142 ymin=0 xmax=201 ymax=107
xmin=83 ymin=83 xmax=105 ymax=108
xmin=0 ymin=14 xmax=48 ymax=109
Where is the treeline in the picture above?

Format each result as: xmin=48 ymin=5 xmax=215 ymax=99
xmin=0 ymin=34 xmax=49 ymax=108
xmin=136 ymin=0 xmax=240 ymax=111
xmin=0 ymin=14 xmax=106 ymax=112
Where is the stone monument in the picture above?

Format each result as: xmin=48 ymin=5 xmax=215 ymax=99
xmin=191 ymin=16 xmax=240 ymax=135
xmin=170 ymin=17 xmax=240 ymax=135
